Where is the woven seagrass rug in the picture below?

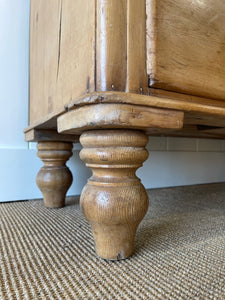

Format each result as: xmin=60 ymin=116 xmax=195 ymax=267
xmin=0 ymin=183 xmax=225 ymax=299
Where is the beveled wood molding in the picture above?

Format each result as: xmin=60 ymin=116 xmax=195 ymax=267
xmin=25 ymin=90 xmax=225 ymax=140
xmin=79 ymin=129 xmax=149 ymax=260
xmin=57 ymin=103 xmax=184 ymax=135
xmin=25 ymin=129 xmax=79 ymax=143
xmin=66 ymin=91 xmax=225 ymax=117
xmin=36 ymin=142 xmax=73 ymax=208
xmin=25 ymin=90 xmax=225 ymax=135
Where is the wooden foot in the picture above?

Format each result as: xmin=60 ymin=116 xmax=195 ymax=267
xmin=36 ymin=142 xmax=73 ymax=208
xmin=79 ymin=130 xmax=149 ymax=260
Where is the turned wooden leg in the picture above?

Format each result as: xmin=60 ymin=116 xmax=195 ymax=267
xmin=36 ymin=142 xmax=73 ymax=208
xmin=79 ymin=130 xmax=149 ymax=260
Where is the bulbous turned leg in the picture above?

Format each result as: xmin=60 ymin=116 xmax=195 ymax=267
xmin=79 ymin=130 xmax=149 ymax=260
xmin=36 ymin=142 xmax=73 ymax=208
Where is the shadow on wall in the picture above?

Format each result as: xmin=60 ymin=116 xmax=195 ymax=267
xmin=67 ymin=150 xmax=92 ymax=196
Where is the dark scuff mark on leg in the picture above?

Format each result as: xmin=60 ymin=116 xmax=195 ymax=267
xmin=57 ymin=0 xmax=63 ymax=80
xmin=117 ymin=250 xmax=124 ymax=260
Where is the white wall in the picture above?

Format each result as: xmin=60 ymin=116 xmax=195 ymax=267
xmin=1 ymin=1 xmax=225 ymax=202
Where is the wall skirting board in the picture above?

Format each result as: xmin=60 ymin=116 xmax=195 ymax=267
xmin=1 ymin=138 xmax=225 ymax=202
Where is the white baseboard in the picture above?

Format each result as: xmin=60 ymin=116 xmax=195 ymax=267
xmin=1 ymin=148 xmax=225 ymax=202
xmin=139 ymin=151 xmax=225 ymax=189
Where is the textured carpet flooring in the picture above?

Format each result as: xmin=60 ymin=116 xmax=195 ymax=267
xmin=0 ymin=183 xmax=225 ymax=299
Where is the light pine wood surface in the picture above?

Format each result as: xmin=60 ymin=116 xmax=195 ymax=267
xmin=36 ymin=142 xmax=73 ymax=208
xmin=28 ymin=0 xmax=225 ymax=140
xmin=29 ymin=0 xmax=95 ymax=124
xmin=147 ymin=0 xmax=225 ymax=100
xmin=79 ymin=130 xmax=149 ymax=260
xmin=66 ymin=92 xmax=225 ymax=118
xmin=57 ymin=103 xmax=184 ymax=135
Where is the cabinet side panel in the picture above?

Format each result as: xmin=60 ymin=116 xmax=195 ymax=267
xmin=147 ymin=0 xmax=225 ymax=101
xmin=29 ymin=0 xmax=96 ymax=125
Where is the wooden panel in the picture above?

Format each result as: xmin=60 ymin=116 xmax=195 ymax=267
xmin=96 ymin=0 xmax=148 ymax=93
xmin=29 ymin=0 xmax=96 ymax=125
xmin=147 ymin=0 xmax=225 ymax=101
xmin=25 ymin=89 xmax=225 ymax=138
xmin=58 ymin=103 xmax=184 ymax=135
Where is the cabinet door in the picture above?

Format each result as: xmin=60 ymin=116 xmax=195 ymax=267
xmin=147 ymin=0 xmax=225 ymax=101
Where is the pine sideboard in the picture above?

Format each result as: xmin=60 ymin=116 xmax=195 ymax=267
xmin=24 ymin=0 xmax=225 ymax=260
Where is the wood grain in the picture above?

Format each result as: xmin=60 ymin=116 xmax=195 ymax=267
xmin=126 ymin=0 xmax=148 ymax=94
xmin=96 ymin=0 xmax=148 ymax=93
xmin=36 ymin=142 xmax=73 ymax=208
xmin=30 ymin=0 xmax=96 ymax=124
xmin=57 ymin=103 xmax=184 ymax=135
xmin=96 ymin=0 xmax=127 ymax=91
xmin=66 ymin=91 xmax=225 ymax=117
xmin=25 ymin=90 xmax=225 ymax=139
xmin=24 ymin=129 xmax=79 ymax=142
xmin=147 ymin=0 xmax=225 ymax=100
xmin=79 ymin=130 xmax=149 ymax=260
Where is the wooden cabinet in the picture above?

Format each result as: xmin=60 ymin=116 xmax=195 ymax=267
xmin=26 ymin=0 xmax=225 ymax=138
xmin=25 ymin=0 xmax=225 ymax=260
